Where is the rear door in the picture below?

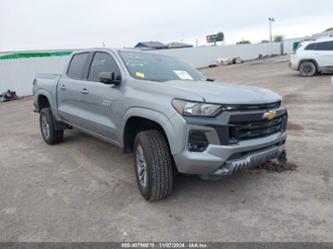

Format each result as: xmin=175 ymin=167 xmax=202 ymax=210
xmin=315 ymin=41 xmax=333 ymax=68
xmin=78 ymin=51 xmax=124 ymax=141
xmin=57 ymin=52 xmax=91 ymax=125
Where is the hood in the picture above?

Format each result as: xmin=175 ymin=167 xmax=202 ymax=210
xmin=165 ymin=80 xmax=281 ymax=104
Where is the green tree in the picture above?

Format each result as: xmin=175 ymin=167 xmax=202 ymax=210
xmin=273 ymin=35 xmax=284 ymax=42
xmin=236 ymin=40 xmax=251 ymax=45
xmin=324 ymin=27 xmax=333 ymax=32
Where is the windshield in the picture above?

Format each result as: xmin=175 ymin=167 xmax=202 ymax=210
xmin=294 ymin=43 xmax=303 ymax=52
xmin=118 ymin=51 xmax=206 ymax=82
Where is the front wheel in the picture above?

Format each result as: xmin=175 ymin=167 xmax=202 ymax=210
xmin=39 ymin=108 xmax=64 ymax=145
xmin=134 ymin=130 xmax=174 ymax=201
xmin=299 ymin=61 xmax=317 ymax=77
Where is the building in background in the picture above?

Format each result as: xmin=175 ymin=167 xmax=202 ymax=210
xmin=167 ymin=42 xmax=193 ymax=49
xmin=283 ymin=29 xmax=333 ymax=52
xmin=134 ymin=41 xmax=168 ymax=50
xmin=311 ymin=30 xmax=333 ymax=39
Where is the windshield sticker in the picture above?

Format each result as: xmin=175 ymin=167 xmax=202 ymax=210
xmin=173 ymin=70 xmax=193 ymax=80
xmin=135 ymin=72 xmax=145 ymax=78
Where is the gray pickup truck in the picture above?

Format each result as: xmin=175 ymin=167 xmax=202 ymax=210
xmin=33 ymin=48 xmax=288 ymax=201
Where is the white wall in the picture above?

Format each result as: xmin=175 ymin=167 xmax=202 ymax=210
xmin=151 ymin=42 xmax=281 ymax=68
xmin=0 ymin=42 xmax=281 ymax=96
xmin=0 ymin=56 xmax=68 ymax=96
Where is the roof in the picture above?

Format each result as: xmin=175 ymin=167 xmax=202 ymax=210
xmin=167 ymin=42 xmax=193 ymax=49
xmin=134 ymin=41 xmax=168 ymax=49
xmin=301 ymin=36 xmax=333 ymax=45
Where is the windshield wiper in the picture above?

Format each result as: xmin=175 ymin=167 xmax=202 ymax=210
xmin=206 ymin=78 xmax=215 ymax=82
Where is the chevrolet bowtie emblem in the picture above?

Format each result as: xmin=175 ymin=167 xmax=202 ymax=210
xmin=263 ymin=111 xmax=277 ymax=120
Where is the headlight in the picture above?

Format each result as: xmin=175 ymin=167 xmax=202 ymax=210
xmin=172 ymin=99 xmax=223 ymax=117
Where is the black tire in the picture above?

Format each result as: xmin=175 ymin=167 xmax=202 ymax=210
xmin=39 ymin=108 xmax=64 ymax=145
xmin=299 ymin=61 xmax=317 ymax=77
xmin=134 ymin=130 xmax=173 ymax=201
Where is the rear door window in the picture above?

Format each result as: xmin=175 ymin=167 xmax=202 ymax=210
xmin=316 ymin=41 xmax=333 ymax=51
xmin=88 ymin=52 xmax=120 ymax=82
xmin=67 ymin=53 xmax=89 ymax=79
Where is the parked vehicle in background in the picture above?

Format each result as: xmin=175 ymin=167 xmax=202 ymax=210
xmin=33 ymin=48 xmax=288 ymax=201
xmin=290 ymin=37 xmax=333 ymax=77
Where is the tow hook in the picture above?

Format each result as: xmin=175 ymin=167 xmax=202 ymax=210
xmin=277 ymin=150 xmax=288 ymax=168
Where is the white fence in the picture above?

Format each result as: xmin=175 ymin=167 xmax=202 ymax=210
xmin=0 ymin=42 xmax=285 ymax=96
xmin=0 ymin=56 xmax=67 ymax=96
xmin=151 ymin=42 xmax=282 ymax=68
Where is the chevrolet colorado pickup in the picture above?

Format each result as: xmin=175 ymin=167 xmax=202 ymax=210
xmin=33 ymin=48 xmax=288 ymax=201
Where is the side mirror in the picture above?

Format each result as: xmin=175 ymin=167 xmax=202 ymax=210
xmin=98 ymin=72 xmax=121 ymax=85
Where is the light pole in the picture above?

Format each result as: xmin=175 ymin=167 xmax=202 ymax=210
xmin=268 ymin=17 xmax=275 ymax=42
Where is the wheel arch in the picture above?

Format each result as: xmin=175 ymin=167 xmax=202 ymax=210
xmin=298 ymin=59 xmax=319 ymax=71
xmin=37 ymin=94 xmax=51 ymax=112
xmin=35 ymin=90 xmax=62 ymax=121
xmin=121 ymin=108 xmax=176 ymax=154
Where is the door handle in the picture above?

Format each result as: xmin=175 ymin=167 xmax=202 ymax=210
xmin=80 ymin=89 xmax=89 ymax=95
xmin=60 ymin=85 xmax=66 ymax=91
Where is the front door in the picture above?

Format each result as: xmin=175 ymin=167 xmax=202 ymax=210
xmin=78 ymin=52 xmax=123 ymax=142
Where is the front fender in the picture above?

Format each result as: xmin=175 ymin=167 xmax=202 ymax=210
xmin=120 ymin=107 xmax=183 ymax=155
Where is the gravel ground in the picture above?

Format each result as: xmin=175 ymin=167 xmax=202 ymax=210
xmin=0 ymin=56 xmax=332 ymax=242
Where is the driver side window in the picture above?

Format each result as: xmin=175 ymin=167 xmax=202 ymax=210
xmin=88 ymin=52 xmax=120 ymax=82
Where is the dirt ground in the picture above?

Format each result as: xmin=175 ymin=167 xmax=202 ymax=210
xmin=0 ymin=56 xmax=332 ymax=242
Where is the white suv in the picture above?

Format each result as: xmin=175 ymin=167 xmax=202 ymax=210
xmin=290 ymin=37 xmax=333 ymax=77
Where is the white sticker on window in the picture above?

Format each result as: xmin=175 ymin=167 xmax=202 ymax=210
xmin=174 ymin=70 xmax=193 ymax=80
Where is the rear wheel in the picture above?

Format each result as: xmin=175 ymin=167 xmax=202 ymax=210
xmin=134 ymin=130 xmax=173 ymax=201
xmin=299 ymin=61 xmax=317 ymax=77
xmin=39 ymin=108 xmax=64 ymax=145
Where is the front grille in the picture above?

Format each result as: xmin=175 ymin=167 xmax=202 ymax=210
xmin=230 ymin=114 xmax=287 ymax=141
xmin=232 ymin=101 xmax=281 ymax=111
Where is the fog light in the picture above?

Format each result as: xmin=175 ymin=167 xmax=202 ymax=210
xmin=188 ymin=131 xmax=209 ymax=152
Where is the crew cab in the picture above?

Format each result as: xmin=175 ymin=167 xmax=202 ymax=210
xmin=33 ymin=48 xmax=288 ymax=201
xmin=290 ymin=37 xmax=333 ymax=76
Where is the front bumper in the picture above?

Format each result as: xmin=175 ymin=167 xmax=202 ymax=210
xmin=211 ymin=142 xmax=285 ymax=176
xmin=172 ymin=104 xmax=288 ymax=176
xmin=289 ymin=61 xmax=298 ymax=71
xmin=173 ymin=131 xmax=287 ymax=175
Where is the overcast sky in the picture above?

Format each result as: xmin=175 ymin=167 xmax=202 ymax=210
xmin=1 ymin=0 xmax=332 ymax=51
